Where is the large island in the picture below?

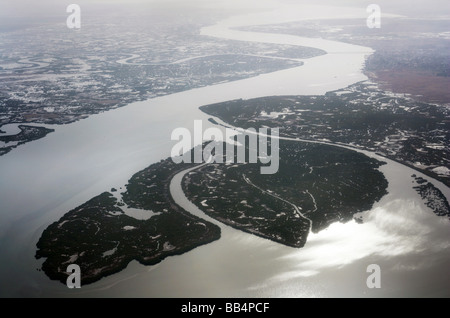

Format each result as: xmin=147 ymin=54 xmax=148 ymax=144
xmin=36 ymin=137 xmax=389 ymax=284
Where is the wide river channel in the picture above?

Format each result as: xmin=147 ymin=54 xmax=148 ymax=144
xmin=0 ymin=5 xmax=449 ymax=297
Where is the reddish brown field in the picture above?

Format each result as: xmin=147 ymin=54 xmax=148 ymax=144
xmin=367 ymin=70 xmax=450 ymax=104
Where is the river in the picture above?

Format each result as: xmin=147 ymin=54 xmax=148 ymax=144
xmin=0 ymin=4 xmax=449 ymax=297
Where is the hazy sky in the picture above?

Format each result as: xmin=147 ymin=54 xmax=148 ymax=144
xmin=1 ymin=0 xmax=449 ymax=19
xmin=0 ymin=0 xmax=448 ymax=33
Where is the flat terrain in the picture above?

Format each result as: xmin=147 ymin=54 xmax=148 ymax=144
xmin=0 ymin=14 xmax=326 ymax=156
xmin=36 ymin=158 xmax=220 ymax=285
xmin=183 ymin=140 xmax=388 ymax=247
xmin=242 ymin=18 xmax=450 ymax=105
xmin=368 ymin=70 xmax=450 ymax=104
xmin=201 ymin=82 xmax=450 ymax=187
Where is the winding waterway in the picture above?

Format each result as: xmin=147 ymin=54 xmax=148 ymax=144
xmin=0 ymin=5 xmax=449 ymax=297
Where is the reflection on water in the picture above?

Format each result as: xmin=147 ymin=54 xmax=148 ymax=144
xmin=241 ymin=159 xmax=450 ymax=297
xmin=252 ymin=199 xmax=450 ymax=293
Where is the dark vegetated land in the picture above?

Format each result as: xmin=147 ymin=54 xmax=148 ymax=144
xmin=36 ymin=156 xmax=220 ymax=285
xmin=201 ymin=83 xmax=450 ymax=187
xmin=0 ymin=125 xmax=54 ymax=156
xmin=183 ymin=140 xmax=388 ymax=248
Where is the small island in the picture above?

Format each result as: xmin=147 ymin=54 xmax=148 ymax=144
xmin=35 ymin=158 xmax=221 ymax=286
xmin=0 ymin=125 xmax=54 ymax=156
xmin=412 ymin=175 xmax=450 ymax=218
